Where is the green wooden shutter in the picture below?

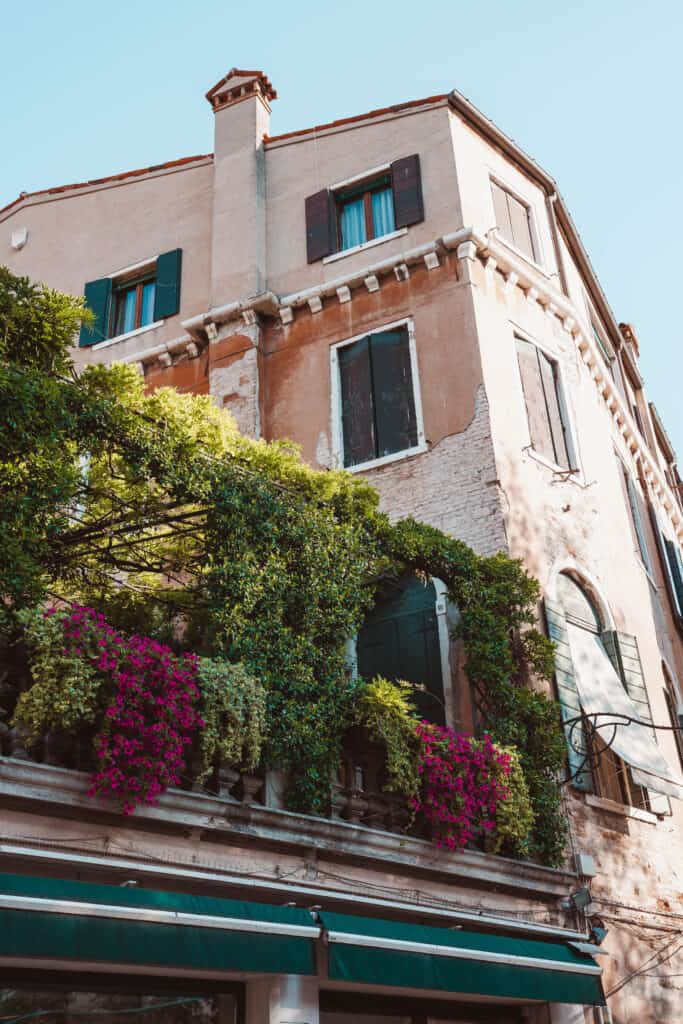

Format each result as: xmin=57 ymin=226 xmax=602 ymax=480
xmin=369 ymin=328 xmax=418 ymax=459
xmin=602 ymin=630 xmax=670 ymax=813
xmin=544 ymin=599 xmax=593 ymax=791
xmin=357 ymin=577 xmax=444 ymax=725
xmin=79 ymin=277 xmax=112 ymax=346
xmin=153 ymin=249 xmax=182 ymax=320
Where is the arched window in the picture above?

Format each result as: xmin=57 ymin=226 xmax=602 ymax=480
xmin=556 ymin=574 xmax=602 ymax=632
xmin=357 ymin=574 xmax=445 ymax=724
xmin=548 ymin=573 xmax=662 ymax=810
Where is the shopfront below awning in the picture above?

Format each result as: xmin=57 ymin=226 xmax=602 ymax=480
xmin=566 ymin=623 xmax=683 ymax=800
xmin=0 ymin=872 xmax=318 ymax=976
xmin=320 ymin=911 xmax=605 ymax=1006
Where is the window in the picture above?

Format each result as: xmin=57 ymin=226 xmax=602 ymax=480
xmin=650 ymin=505 xmax=683 ymax=625
xmin=357 ymin=575 xmax=445 ymax=724
xmin=515 ymin=337 xmax=571 ymax=469
xmin=111 ymin=275 xmax=156 ymax=337
xmin=553 ymin=574 xmax=651 ymax=810
xmin=663 ymin=665 xmax=683 ymax=773
xmin=619 ymin=461 xmax=652 ymax=573
xmin=491 ymin=180 xmax=536 ymax=262
xmin=305 ymin=155 xmax=424 ymax=263
xmin=79 ymin=249 xmax=182 ymax=347
xmin=335 ymin=323 xmax=421 ymax=468
xmin=337 ymin=176 xmax=396 ymax=251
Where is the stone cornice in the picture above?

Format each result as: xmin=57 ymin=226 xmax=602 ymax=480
xmin=176 ymin=225 xmax=681 ymax=542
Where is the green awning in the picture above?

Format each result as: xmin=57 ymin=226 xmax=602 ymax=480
xmin=320 ymin=911 xmax=605 ymax=1006
xmin=0 ymin=872 xmax=317 ymax=976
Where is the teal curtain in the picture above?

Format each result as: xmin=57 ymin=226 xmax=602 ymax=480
xmin=372 ymin=187 xmax=396 ymax=237
xmin=141 ymin=282 xmax=156 ymax=326
xmin=340 ymin=198 xmax=366 ymax=250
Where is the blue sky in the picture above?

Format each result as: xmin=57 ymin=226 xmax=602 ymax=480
xmin=3 ymin=0 xmax=681 ymax=456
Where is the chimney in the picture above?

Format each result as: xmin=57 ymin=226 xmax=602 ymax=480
xmin=206 ymin=69 xmax=277 ymax=305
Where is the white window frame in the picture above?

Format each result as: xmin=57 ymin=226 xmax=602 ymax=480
xmin=512 ymin=328 xmax=582 ymax=478
xmin=489 ymin=174 xmax=545 ymax=272
xmin=324 ymin=163 xmax=405 ymax=263
xmin=330 ymin=317 xmax=427 ymax=473
xmin=93 ymin=255 xmax=163 ymax=349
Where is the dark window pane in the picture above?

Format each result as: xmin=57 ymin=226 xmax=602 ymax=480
xmin=357 ymin=576 xmax=444 ymax=724
xmin=369 ymin=327 xmax=417 ymax=458
xmin=516 ymin=338 xmax=556 ymax=463
xmin=338 ymin=337 xmax=375 ymax=467
xmin=537 ymin=349 xmax=570 ymax=468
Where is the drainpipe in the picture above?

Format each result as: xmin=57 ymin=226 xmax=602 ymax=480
xmin=546 ymin=192 xmax=570 ymax=298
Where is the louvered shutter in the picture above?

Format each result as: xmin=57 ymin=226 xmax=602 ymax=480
xmin=544 ymin=599 xmax=593 ymax=791
xmin=624 ymin=472 xmax=652 ymax=572
xmin=338 ymin=337 xmax=375 ymax=467
xmin=305 ymin=189 xmax=336 ymax=262
xmin=153 ymin=249 xmax=182 ymax=320
xmin=491 ymin=181 xmax=512 ymax=240
xmin=516 ymin=338 xmax=556 ymax=464
xmin=649 ymin=505 xmax=683 ymax=621
xmin=369 ymin=328 xmax=418 ymax=458
xmin=79 ymin=278 xmax=112 ymax=347
xmin=602 ymin=631 xmax=670 ymax=813
xmin=665 ymin=539 xmax=683 ymax=614
xmin=390 ymin=155 xmax=424 ymax=229
xmin=537 ymin=350 xmax=570 ymax=469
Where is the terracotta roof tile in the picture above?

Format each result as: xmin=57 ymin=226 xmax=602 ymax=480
xmin=265 ymin=93 xmax=448 ymax=144
xmin=0 ymin=153 xmax=213 ymax=217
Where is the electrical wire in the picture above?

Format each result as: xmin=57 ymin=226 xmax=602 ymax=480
xmin=0 ymin=998 xmax=204 ymax=1024
xmin=605 ymin=935 xmax=683 ymax=998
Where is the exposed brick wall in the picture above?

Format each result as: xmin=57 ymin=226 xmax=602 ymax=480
xmin=362 ymin=384 xmax=507 ymax=557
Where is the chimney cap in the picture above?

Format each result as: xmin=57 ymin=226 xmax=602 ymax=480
xmin=206 ymin=68 xmax=277 ymax=111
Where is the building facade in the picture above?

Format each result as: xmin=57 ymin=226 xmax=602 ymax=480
xmin=2 ymin=68 xmax=683 ymax=1024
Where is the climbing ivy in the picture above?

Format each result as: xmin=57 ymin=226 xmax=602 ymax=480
xmin=1 ymin=267 xmax=566 ymax=863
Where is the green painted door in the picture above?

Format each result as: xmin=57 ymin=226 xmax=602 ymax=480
xmin=357 ymin=576 xmax=444 ymax=724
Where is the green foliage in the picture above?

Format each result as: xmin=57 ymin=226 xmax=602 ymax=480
xmin=13 ymin=608 xmax=106 ymax=741
xmin=196 ymin=658 xmax=267 ymax=782
xmin=0 ymin=265 xmax=92 ymax=375
xmin=1 ymin=266 xmax=567 ymax=862
xmin=485 ymin=745 xmax=535 ymax=858
xmin=355 ymin=677 xmax=422 ymax=798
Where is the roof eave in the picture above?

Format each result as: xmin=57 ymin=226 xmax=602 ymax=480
xmin=446 ymin=88 xmax=625 ymax=353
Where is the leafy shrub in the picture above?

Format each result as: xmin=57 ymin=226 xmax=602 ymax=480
xmin=14 ymin=606 xmax=113 ymax=740
xmin=196 ymin=658 xmax=266 ymax=782
xmin=355 ymin=677 xmax=421 ymax=798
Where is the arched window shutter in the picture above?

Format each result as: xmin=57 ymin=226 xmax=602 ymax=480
xmin=544 ymin=598 xmax=593 ymax=792
xmin=602 ymin=630 xmax=670 ymax=814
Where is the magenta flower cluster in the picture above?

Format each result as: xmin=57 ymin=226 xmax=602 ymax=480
xmin=411 ymin=722 xmax=511 ymax=851
xmin=56 ymin=606 xmax=204 ymax=814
